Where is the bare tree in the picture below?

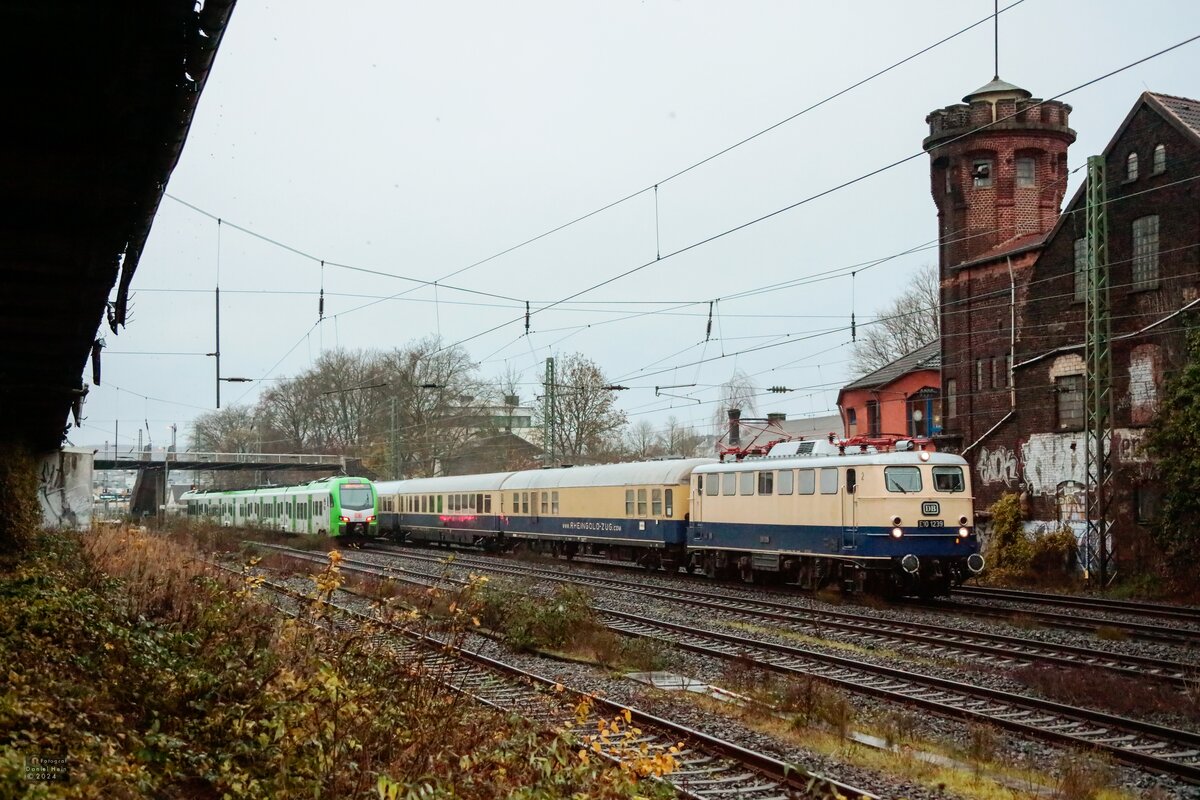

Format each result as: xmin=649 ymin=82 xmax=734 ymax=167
xmin=189 ymin=405 xmax=260 ymax=452
xmin=851 ymin=263 xmax=940 ymax=375
xmin=713 ymin=370 xmax=758 ymax=434
xmin=535 ymin=352 xmax=627 ymax=461
xmin=624 ymin=419 xmax=661 ymax=460
xmin=658 ymin=415 xmax=703 ymax=457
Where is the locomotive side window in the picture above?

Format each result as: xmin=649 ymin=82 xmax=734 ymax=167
xmin=739 ymin=472 xmax=754 ymax=495
xmin=819 ymin=468 xmax=838 ymax=494
xmin=797 ymin=469 xmax=815 ymax=495
xmin=777 ymin=470 xmax=793 ymax=495
xmin=664 ymin=489 xmax=673 ymax=517
xmin=705 ymin=475 xmax=719 ymax=496
xmin=626 ymin=489 xmax=634 ymax=514
xmin=885 ymin=466 xmax=923 ymax=493
xmin=652 ymin=489 xmax=662 ymax=516
xmin=932 ymin=466 xmax=965 ymax=492
xmin=721 ymin=473 xmax=736 ymax=496
xmin=757 ymin=472 xmax=773 ymax=495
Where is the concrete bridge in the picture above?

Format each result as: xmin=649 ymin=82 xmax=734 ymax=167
xmin=94 ymin=450 xmax=347 ymax=473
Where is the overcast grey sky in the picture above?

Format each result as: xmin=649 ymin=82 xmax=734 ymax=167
xmin=84 ymin=0 xmax=1200 ymax=452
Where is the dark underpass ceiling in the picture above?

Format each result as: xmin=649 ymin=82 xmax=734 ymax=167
xmin=1 ymin=0 xmax=236 ymax=453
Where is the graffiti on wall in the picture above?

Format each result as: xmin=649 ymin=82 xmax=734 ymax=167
xmin=976 ymin=445 xmax=1019 ymax=487
xmin=1020 ymin=433 xmax=1086 ymax=496
xmin=38 ymin=449 xmax=93 ymax=530
xmin=1056 ymin=480 xmax=1085 ymax=525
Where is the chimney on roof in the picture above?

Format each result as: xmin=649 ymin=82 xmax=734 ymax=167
xmin=727 ymin=408 xmax=741 ymax=446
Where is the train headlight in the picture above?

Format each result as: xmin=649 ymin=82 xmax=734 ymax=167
xmin=891 ymin=515 xmax=902 ymax=526
xmin=960 ymin=515 xmax=969 ymax=525
xmin=891 ymin=527 xmax=903 ymax=539
xmin=958 ymin=526 xmax=969 ymax=537
xmin=901 ymin=554 xmax=920 ymax=574
xmin=339 ymin=515 xmax=350 ymax=523
xmin=367 ymin=515 xmax=376 ymax=523
xmin=919 ymin=451 xmax=931 ymax=462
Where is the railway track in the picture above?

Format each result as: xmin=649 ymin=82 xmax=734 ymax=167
xmin=254 ymin=543 xmax=1200 ymax=785
xmin=215 ymin=558 xmax=876 ymax=800
xmin=325 ymin=544 xmax=1200 ymax=687
xmin=954 ymin=585 xmax=1200 ymax=624
xmin=384 ymin=540 xmax=1200 ymax=647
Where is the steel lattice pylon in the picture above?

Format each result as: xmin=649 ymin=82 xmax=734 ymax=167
xmin=544 ymin=357 xmax=556 ymax=466
xmin=1083 ymin=154 xmax=1113 ymax=587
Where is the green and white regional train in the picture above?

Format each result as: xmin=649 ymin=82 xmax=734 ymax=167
xmin=182 ymin=476 xmax=379 ymax=538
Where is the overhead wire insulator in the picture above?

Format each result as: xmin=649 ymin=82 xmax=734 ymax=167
xmin=319 ymin=260 xmax=325 ymax=321
xmin=525 ymin=301 xmax=531 ymax=335
xmin=705 ymin=300 xmax=714 ymax=342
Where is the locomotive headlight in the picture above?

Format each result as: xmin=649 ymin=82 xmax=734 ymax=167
xmin=958 ymin=526 xmax=969 ymax=537
xmin=339 ymin=515 xmax=350 ymax=523
xmin=367 ymin=515 xmax=376 ymax=523
xmin=919 ymin=451 xmax=931 ymax=462
xmin=891 ymin=515 xmax=902 ymax=526
xmin=891 ymin=527 xmax=903 ymax=539
xmin=959 ymin=515 xmax=969 ymax=525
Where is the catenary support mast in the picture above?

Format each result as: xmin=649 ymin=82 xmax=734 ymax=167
xmin=1084 ymin=154 xmax=1113 ymax=587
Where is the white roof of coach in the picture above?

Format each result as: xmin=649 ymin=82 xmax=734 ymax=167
xmin=502 ymin=458 xmax=717 ymax=490
xmin=694 ymin=450 xmax=967 ymax=473
xmin=375 ymin=472 xmax=516 ymax=495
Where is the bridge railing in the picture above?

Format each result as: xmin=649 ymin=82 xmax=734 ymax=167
xmin=99 ymin=449 xmax=344 ymax=466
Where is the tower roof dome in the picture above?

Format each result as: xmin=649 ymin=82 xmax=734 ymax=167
xmin=963 ymin=76 xmax=1032 ymax=104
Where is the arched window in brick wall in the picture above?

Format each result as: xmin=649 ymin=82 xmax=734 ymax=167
xmin=1126 ymin=151 xmax=1139 ymax=181
xmin=1152 ymin=143 xmax=1166 ymax=175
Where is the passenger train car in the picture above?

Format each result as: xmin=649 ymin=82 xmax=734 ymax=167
xmin=182 ymin=476 xmax=378 ymax=538
xmin=376 ymin=438 xmax=983 ymax=596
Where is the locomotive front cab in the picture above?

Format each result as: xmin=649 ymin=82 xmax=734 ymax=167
xmin=855 ymin=453 xmax=983 ymax=596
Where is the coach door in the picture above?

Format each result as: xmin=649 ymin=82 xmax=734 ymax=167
xmin=840 ymin=467 xmax=858 ymax=551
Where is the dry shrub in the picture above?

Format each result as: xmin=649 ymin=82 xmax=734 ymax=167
xmin=1013 ymin=664 xmax=1200 ymax=722
xmin=0 ymin=445 xmax=41 ymax=556
xmin=1052 ymin=750 xmax=1116 ymax=800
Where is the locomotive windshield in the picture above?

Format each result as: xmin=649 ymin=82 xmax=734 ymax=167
xmin=340 ymin=486 xmax=374 ymax=510
xmin=884 ymin=466 xmax=922 ymax=493
xmin=932 ymin=466 xmax=965 ymax=493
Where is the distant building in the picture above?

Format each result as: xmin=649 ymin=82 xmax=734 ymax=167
xmin=837 ymin=342 xmax=941 ymax=439
xmin=926 ymin=79 xmax=1200 ymax=570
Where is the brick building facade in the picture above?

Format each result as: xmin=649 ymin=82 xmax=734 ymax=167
xmin=927 ymin=81 xmax=1200 ymax=571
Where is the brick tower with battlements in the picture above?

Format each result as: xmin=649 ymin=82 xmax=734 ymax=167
xmin=924 ymin=78 xmax=1076 ymax=270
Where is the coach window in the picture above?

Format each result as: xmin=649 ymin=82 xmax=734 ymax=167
xmin=797 ymin=469 xmax=816 ymax=495
xmin=551 ymin=491 xmax=558 ymax=514
xmin=739 ymin=472 xmax=755 ymax=495
xmin=637 ymin=488 xmax=648 ymax=516
xmin=819 ymin=468 xmax=838 ymax=495
xmin=418 ymin=496 xmax=425 ymax=513
xmin=721 ymin=473 xmax=736 ymax=496
xmin=625 ymin=489 xmax=634 ymax=515
xmin=540 ymin=492 xmax=549 ymax=514
xmin=485 ymin=494 xmax=492 ymax=513
xmin=757 ymin=471 xmax=773 ymax=495
xmin=777 ymin=469 xmax=793 ymax=495
xmin=652 ymin=489 xmax=663 ymax=516
xmin=885 ymin=466 xmax=923 ymax=493
xmin=664 ymin=489 xmax=673 ymax=517
xmin=512 ymin=493 xmax=519 ymax=514
xmin=522 ymin=492 xmax=529 ymax=514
